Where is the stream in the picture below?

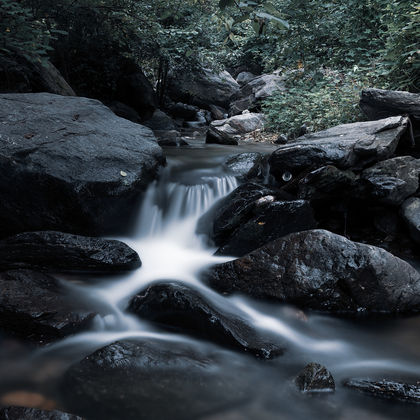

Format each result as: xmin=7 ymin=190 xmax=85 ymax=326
xmin=1 ymin=138 xmax=420 ymax=419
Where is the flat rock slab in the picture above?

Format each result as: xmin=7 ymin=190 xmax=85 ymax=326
xmin=0 ymin=270 xmax=95 ymax=343
xmin=345 ymin=379 xmax=420 ymax=403
xmin=128 ymin=282 xmax=284 ymax=358
xmin=206 ymin=229 xmax=420 ymax=313
xmin=0 ymin=231 xmax=141 ymax=273
xmin=0 ymin=407 xmax=82 ymax=420
xmin=269 ymin=116 xmax=409 ymax=182
xmin=0 ymin=93 xmax=165 ymax=237
xmin=62 ymin=340 xmax=251 ymax=420
xmin=361 ymin=156 xmax=420 ymax=205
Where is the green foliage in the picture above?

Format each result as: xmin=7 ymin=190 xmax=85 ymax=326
xmin=263 ymin=69 xmax=379 ymax=135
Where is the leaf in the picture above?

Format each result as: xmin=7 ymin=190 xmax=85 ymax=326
xmin=251 ymin=20 xmax=261 ymax=34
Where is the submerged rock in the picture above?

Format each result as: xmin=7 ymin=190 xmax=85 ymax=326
xmin=206 ymin=229 xmax=420 ymax=313
xmin=0 ymin=231 xmax=141 ymax=273
xmin=295 ymin=363 xmax=335 ymax=393
xmin=401 ymin=197 xmax=420 ymax=244
xmin=223 ymin=152 xmax=264 ymax=181
xmin=0 ymin=93 xmax=164 ymax=237
xmin=269 ymin=117 xmax=409 ymax=183
xmin=0 ymin=407 xmax=82 ymax=420
xmin=0 ymin=270 xmax=95 ymax=343
xmin=128 ymin=282 xmax=284 ymax=358
xmin=361 ymin=156 xmax=420 ymax=205
xmin=344 ymin=379 xmax=420 ymax=403
xmin=62 ymin=340 xmax=251 ymax=420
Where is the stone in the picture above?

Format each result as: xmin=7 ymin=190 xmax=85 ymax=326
xmin=0 ymin=93 xmax=164 ymax=237
xmin=167 ymin=68 xmax=240 ymax=110
xmin=107 ymin=101 xmax=141 ymax=123
xmin=345 ymin=379 xmax=420 ymax=403
xmin=269 ymin=116 xmax=409 ymax=183
xmin=143 ymin=109 xmax=177 ymax=131
xmin=61 ymin=340 xmax=252 ymax=420
xmin=209 ymin=104 xmax=227 ymax=121
xmin=295 ymin=363 xmax=335 ymax=393
xmin=236 ymin=71 xmax=256 ymax=86
xmin=0 ymin=270 xmax=95 ymax=343
xmin=401 ymin=197 xmax=420 ymax=244
xmin=361 ymin=156 xmax=420 ymax=205
xmin=206 ymin=229 xmax=420 ymax=313
xmin=0 ymin=407 xmax=82 ymax=420
xmin=206 ymin=113 xmax=265 ymax=145
xmin=167 ymin=102 xmax=199 ymax=120
xmin=128 ymin=282 xmax=284 ymax=358
xmin=223 ymin=152 xmax=265 ymax=181
xmin=0 ymin=231 xmax=141 ymax=273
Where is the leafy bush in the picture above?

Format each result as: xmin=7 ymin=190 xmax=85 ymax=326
xmin=263 ymin=69 xmax=380 ymax=136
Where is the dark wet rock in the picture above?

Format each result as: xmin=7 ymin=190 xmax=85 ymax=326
xmin=373 ymin=208 xmax=402 ymax=237
xmin=295 ymin=363 xmax=335 ymax=393
xmin=401 ymin=197 xmax=420 ymax=244
xmin=0 ymin=231 xmax=141 ymax=273
xmin=167 ymin=102 xmax=199 ymax=120
xmin=361 ymin=156 xmax=420 ymax=205
xmin=206 ymin=229 xmax=420 ymax=313
xmin=0 ymin=270 xmax=95 ymax=343
xmin=275 ymin=134 xmax=288 ymax=145
xmin=0 ymin=51 xmax=75 ymax=96
xmin=167 ymin=68 xmax=239 ymax=110
xmin=344 ymin=378 xmax=420 ymax=403
xmin=0 ymin=93 xmax=164 ymax=237
xmin=107 ymin=101 xmax=141 ymax=123
xmin=360 ymin=89 xmax=420 ymax=125
xmin=236 ymin=71 xmax=256 ymax=86
xmin=128 ymin=282 xmax=284 ymax=358
xmin=298 ymin=166 xmax=358 ymax=200
xmin=206 ymin=113 xmax=265 ymax=145
xmin=209 ymin=104 xmax=227 ymax=121
xmin=223 ymin=152 xmax=264 ymax=181
xmin=0 ymin=407 xmax=82 ymax=420
xmin=216 ymin=199 xmax=316 ymax=257
xmin=269 ymin=117 xmax=409 ymax=183
xmin=62 ymin=340 xmax=251 ymax=420
xmin=143 ymin=109 xmax=177 ymax=131
xmin=230 ymin=73 xmax=285 ymax=116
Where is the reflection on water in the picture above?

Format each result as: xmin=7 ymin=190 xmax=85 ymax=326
xmin=1 ymin=140 xmax=420 ymax=419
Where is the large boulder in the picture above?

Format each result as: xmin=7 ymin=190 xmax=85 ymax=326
xmin=223 ymin=152 xmax=265 ymax=181
xmin=0 ymin=231 xmax=141 ymax=273
xmin=269 ymin=116 xmax=409 ymax=183
xmin=0 ymin=270 xmax=95 ymax=343
xmin=206 ymin=229 xmax=420 ymax=313
xmin=360 ymin=156 xmax=420 ymax=205
xmin=61 ymin=340 xmax=251 ymax=420
xmin=236 ymin=71 xmax=257 ymax=86
xmin=0 ymin=93 xmax=165 ymax=237
xmin=0 ymin=51 xmax=75 ymax=96
xmin=128 ymin=282 xmax=283 ymax=358
xmin=229 ymin=73 xmax=285 ymax=116
xmin=167 ymin=68 xmax=240 ymax=110
xmin=143 ymin=109 xmax=177 ymax=131
xmin=0 ymin=407 xmax=82 ymax=420
xmin=401 ymin=197 xmax=420 ymax=244
xmin=206 ymin=113 xmax=265 ymax=145
xmin=360 ymin=88 xmax=420 ymax=126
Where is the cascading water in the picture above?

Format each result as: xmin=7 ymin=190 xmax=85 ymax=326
xmin=2 ymin=142 xmax=420 ymax=420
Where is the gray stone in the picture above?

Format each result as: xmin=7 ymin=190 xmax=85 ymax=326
xmin=401 ymin=197 xmax=420 ymax=243
xmin=0 ymin=407 xmax=82 ymax=420
xmin=143 ymin=109 xmax=177 ymax=131
xmin=0 ymin=93 xmax=165 ymax=237
xmin=223 ymin=152 xmax=264 ymax=180
xmin=295 ymin=363 xmax=335 ymax=393
xmin=236 ymin=71 xmax=256 ymax=86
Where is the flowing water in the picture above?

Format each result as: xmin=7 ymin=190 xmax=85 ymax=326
xmin=1 ymin=139 xmax=420 ymax=419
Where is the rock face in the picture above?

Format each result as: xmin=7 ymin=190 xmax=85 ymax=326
xmin=229 ymin=73 xmax=285 ymax=116
xmin=0 ymin=93 xmax=165 ymax=237
xmin=206 ymin=229 xmax=420 ymax=313
xmin=0 ymin=407 xmax=82 ymax=420
xmin=0 ymin=270 xmax=95 ymax=343
xmin=401 ymin=197 xmax=420 ymax=243
xmin=128 ymin=282 xmax=283 ymax=358
xmin=62 ymin=340 xmax=251 ymax=420
xmin=269 ymin=117 xmax=409 ymax=183
xmin=0 ymin=52 xmax=75 ymax=96
xmin=361 ymin=156 xmax=420 ymax=205
xmin=345 ymin=379 xmax=420 ymax=403
xmin=167 ymin=68 xmax=240 ymax=110
xmin=360 ymin=89 xmax=420 ymax=124
xmin=295 ymin=363 xmax=335 ymax=393
xmin=0 ymin=231 xmax=141 ymax=273
xmin=206 ymin=113 xmax=265 ymax=145
xmin=223 ymin=152 xmax=264 ymax=180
